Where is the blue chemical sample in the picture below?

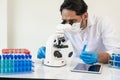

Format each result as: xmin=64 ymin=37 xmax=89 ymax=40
xmin=14 ymin=55 xmax=18 ymax=73
xmin=21 ymin=55 xmax=25 ymax=72
xmin=0 ymin=55 xmax=1 ymax=72
xmin=1 ymin=55 xmax=6 ymax=73
xmin=24 ymin=54 xmax=33 ymax=72
xmin=25 ymin=54 xmax=29 ymax=72
xmin=28 ymin=54 xmax=32 ymax=71
xmin=9 ymin=54 xmax=14 ymax=73
xmin=0 ymin=53 xmax=33 ymax=74
xmin=110 ymin=53 xmax=120 ymax=69
xmin=116 ymin=55 xmax=120 ymax=67
xmin=18 ymin=55 xmax=23 ymax=72
xmin=109 ymin=54 xmax=114 ymax=66
xmin=0 ymin=55 xmax=3 ymax=73
xmin=112 ymin=53 xmax=115 ymax=60
xmin=6 ymin=55 xmax=10 ymax=73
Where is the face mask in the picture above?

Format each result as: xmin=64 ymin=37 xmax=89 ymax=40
xmin=68 ymin=19 xmax=83 ymax=34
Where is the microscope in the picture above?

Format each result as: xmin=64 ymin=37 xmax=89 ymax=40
xmin=43 ymin=24 xmax=72 ymax=67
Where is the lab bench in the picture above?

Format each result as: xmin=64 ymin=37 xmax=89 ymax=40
xmin=0 ymin=57 xmax=120 ymax=80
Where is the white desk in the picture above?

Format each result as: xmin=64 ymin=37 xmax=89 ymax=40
xmin=0 ymin=57 xmax=120 ymax=80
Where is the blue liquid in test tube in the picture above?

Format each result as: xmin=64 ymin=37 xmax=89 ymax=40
xmin=82 ymin=44 xmax=87 ymax=52
xmin=14 ymin=55 xmax=18 ymax=73
xmin=117 ymin=54 xmax=120 ymax=68
xmin=9 ymin=54 xmax=14 ymax=73
xmin=0 ymin=55 xmax=3 ymax=73
xmin=28 ymin=54 xmax=32 ymax=72
xmin=2 ymin=55 xmax=6 ymax=73
xmin=0 ymin=55 xmax=1 ymax=73
xmin=111 ymin=53 xmax=115 ymax=67
xmin=111 ymin=53 xmax=120 ymax=68
xmin=25 ymin=54 xmax=29 ymax=72
xmin=18 ymin=55 xmax=23 ymax=72
xmin=21 ymin=55 xmax=25 ymax=72
xmin=5 ymin=55 xmax=10 ymax=73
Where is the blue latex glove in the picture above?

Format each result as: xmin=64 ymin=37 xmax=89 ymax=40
xmin=80 ymin=51 xmax=98 ymax=64
xmin=37 ymin=46 xmax=46 ymax=59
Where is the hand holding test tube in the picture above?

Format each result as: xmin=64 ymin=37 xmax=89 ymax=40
xmin=82 ymin=44 xmax=87 ymax=52
xmin=80 ymin=44 xmax=98 ymax=64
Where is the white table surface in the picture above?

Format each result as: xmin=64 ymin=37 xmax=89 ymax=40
xmin=0 ymin=57 xmax=120 ymax=80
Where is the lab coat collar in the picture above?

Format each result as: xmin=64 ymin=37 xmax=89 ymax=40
xmin=87 ymin=13 xmax=95 ymax=27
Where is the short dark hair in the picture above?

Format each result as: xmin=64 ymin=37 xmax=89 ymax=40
xmin=60 ymin=0 xmax=88 ymax=15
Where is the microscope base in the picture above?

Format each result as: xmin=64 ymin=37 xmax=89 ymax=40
xmin=43 ymin=59 xmax=66 ymax=67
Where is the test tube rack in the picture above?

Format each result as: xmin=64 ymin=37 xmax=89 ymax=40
xmin=0 ymin=48 xmax=34 ymax=74
xmin=109 ymin=53 xmax=120 ymax=69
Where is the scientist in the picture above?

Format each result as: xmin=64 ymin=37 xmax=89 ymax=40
xmin=37 ymin=0 xmax=120 ymax=64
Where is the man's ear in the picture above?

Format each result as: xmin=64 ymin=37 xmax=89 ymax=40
xmin=82 ymin=12 xmax=88 ymax=20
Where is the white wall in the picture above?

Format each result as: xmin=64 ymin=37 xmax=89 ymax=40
xmin=7 ymin=0 xmax=63 ymax=59
xmin=7 ymin=0 xmax=120 ymax=59
xmin=0 ymin=0 xmax=7 ymax=52
xmin=85 ymin=0 xmax=120 ymax=30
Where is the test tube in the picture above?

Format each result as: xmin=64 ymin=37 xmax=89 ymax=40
xmin=115 ymin=54 xmax=120 ymax=68
xmin=112 ymin=53 xmax=115 ymax=67
xmin=0 ymin=55 xmax=3 ymax=73
xmin=9 ymin=54 xmax=14 ymax=73
xmin=28 ymin=54 xmax=32 ymax=72
xmin=0 ymin=55 xmax=1 ymax=73
xmin=18 ymin=55 xmax=22 ymax=72
xmin=24 ymin=54 xmax=28 ymax=72
xmin=5 ymin=55 xmax=10 ymax=73
xmin=21 ymin=55 xmax=25 ymax=72
xmin=111 ymin=53 xmax=120 ymax=68
xmin=2 ymin=55 xmax=6 ymax=73
xmin=117 ymin=54 xmax=120 ymax=68
xmin=21 ymin=49 xmax=25 ymax=72
xmin=14 ymin=55 xmax=18 ymax=73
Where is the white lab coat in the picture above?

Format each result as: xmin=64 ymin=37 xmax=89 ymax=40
xmin=64 ymin=14 xmax=120 ymax=57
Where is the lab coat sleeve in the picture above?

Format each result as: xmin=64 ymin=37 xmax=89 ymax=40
xmin=100 ymin=16 xmax=120 ymax=56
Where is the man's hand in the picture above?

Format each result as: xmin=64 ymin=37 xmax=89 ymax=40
xmin=80 ymin=51 xmax=98 ymax=64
